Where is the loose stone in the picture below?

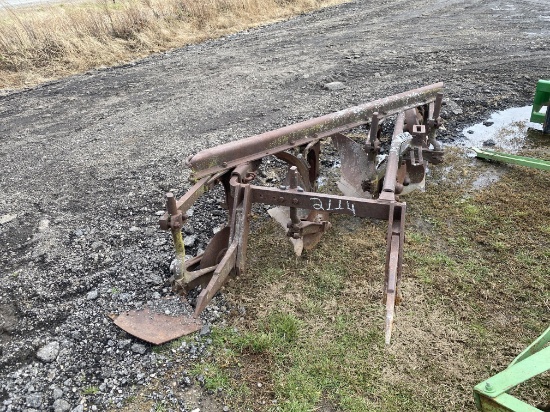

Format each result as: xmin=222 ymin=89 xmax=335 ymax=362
xmin=131 ymin=343 xmax=147 ymax=355
xmin=323 ymin=81 xmax=344 ymax=91
xmin=53 ymin=399 xmax=71 ymax=412
xmin=37 ymin=342 xmax=60 ymax=363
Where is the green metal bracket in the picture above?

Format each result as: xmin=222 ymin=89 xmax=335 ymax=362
xmin=472 ymin=148 xmax=550 ymax=171
xmin=531 ymin=79 xmax=550 ymax=133
xmin=511 ymin=326 xmax=550 ymax=366
xmin=473 ymin=326 xmax=550 ymax=412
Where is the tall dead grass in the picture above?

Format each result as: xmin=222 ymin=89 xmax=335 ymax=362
xmin=0 ymin=0 xmax=343 ymax=89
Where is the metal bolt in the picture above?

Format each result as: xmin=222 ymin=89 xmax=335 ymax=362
xmin=221 ymin=161 xmax=228 ymax=167
xmin=297 ymin=186 xmax=304 ymax=192
xmin=484 ymin=382 xmax=494 ymax=393
xmin=279 ymin=185 xmax=287 ymax=190
xmin=289 ymin=166 xmax=298 ymax=189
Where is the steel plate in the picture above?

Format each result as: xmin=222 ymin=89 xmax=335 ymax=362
xmin=113 ymin=308 xmax=202 ymax=345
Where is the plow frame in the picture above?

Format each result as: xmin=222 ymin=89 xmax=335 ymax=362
xmin=119 ymin=83 xmax=446 ymax=345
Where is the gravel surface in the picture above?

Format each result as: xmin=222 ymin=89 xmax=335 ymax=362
xmin=0 ymin=0 xmax=547 ymax=410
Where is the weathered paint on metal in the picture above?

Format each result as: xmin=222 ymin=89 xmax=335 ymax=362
xmin=530 ymin=79 xmax=550 ymax=126
xmin=250 ymin=184 xmax=405 ymax=220
xmin=474 ymin=326 xmax=550 ymax=411
xmin=475 ymin=393 xmax=543 ymax=412
xmin=472 ymin=147 xmax=550 ymax=171
xmin=511 ymin=326 xmax=550 ymax=366
xmin=188 ymin=83 xmax=444 ymax=178
xmin=194 ymin=241 xmax=238 ymax=316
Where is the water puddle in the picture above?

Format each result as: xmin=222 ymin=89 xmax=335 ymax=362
xmin=460 ymin=106 xmax=544 ymax=154
xmin=318 ymin=106 xmax=547 ymax=194
xmin=444 ymin=105 xmax=550 ymax=191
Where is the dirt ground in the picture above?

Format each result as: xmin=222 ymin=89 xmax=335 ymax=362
xmin=0 ymin=0 xmax=549 ymax=411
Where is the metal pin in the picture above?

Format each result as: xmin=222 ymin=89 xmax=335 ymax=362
xmin=289 ymin=166 xmax=298 ymax=190
xmin=166 ymin=192 xmax=177 ymax=215
xmin=369 ymin=112 xmax=379 ymax=144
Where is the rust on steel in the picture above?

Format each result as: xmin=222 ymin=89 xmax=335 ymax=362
xmin=113 ymin=307 xmax=202 ymax=345
xmin=113 ymin=83 xmax=446 ymax=345
xmin=250 ymin=185 xmax=404 ymax=220
xmin=188 ymin=82 xmax=444 ymax=179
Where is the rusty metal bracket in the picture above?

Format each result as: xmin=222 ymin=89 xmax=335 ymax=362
xmin=113 ymin=83 xmax=446 ymax=345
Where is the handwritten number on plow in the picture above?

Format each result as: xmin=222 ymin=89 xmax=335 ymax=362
xmin=310 ymin=197 xmax=355 ymax=216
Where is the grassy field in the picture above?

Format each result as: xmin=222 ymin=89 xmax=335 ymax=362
xmin=129 ymin=138 xmax=549 ymax=411
xmin=0 ymin=0 xmax=344 ymax=89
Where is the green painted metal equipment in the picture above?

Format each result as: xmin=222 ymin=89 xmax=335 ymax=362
xmin=531 ymin=79 xmax=550 ymax=134
xmin=473 ymin=326 xmax=550 ymax=412
xmin=472 ymin=148 xmax=550 ymax=171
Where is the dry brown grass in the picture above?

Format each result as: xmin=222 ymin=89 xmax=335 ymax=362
xmin=0 ymin=0 xmax=345 ymax=89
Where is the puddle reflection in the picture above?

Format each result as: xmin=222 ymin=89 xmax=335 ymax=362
xmin=461 ymin=106 xmax=548 ymax=154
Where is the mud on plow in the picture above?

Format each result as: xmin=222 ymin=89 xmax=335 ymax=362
xmin=114 ymin=83 xmax=446 ymax=345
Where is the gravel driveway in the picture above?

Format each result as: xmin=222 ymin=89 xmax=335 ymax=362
xmin=0 ymin=0 xmax=548 ymax=410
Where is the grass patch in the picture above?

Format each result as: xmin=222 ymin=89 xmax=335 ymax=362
xmin=190 ymin=362 xmax=231 ymax=392
xmin=82 ymin=385 xmax=100 ymax=395
xmin=201 ymin=144 xmax=549 ymax=411
xmin=0 ymin=0 xmax=346 ymax=89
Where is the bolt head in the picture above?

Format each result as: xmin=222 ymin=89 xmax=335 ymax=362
xmin=485 ymin=382 xmax=494 ymax=392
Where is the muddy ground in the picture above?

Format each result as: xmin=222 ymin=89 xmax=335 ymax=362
xmin=0 ymin=0 xmax=548 ymax=411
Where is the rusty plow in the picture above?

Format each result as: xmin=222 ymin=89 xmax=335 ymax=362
xmin=113 ymin=83 xmax=446 ymax=345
